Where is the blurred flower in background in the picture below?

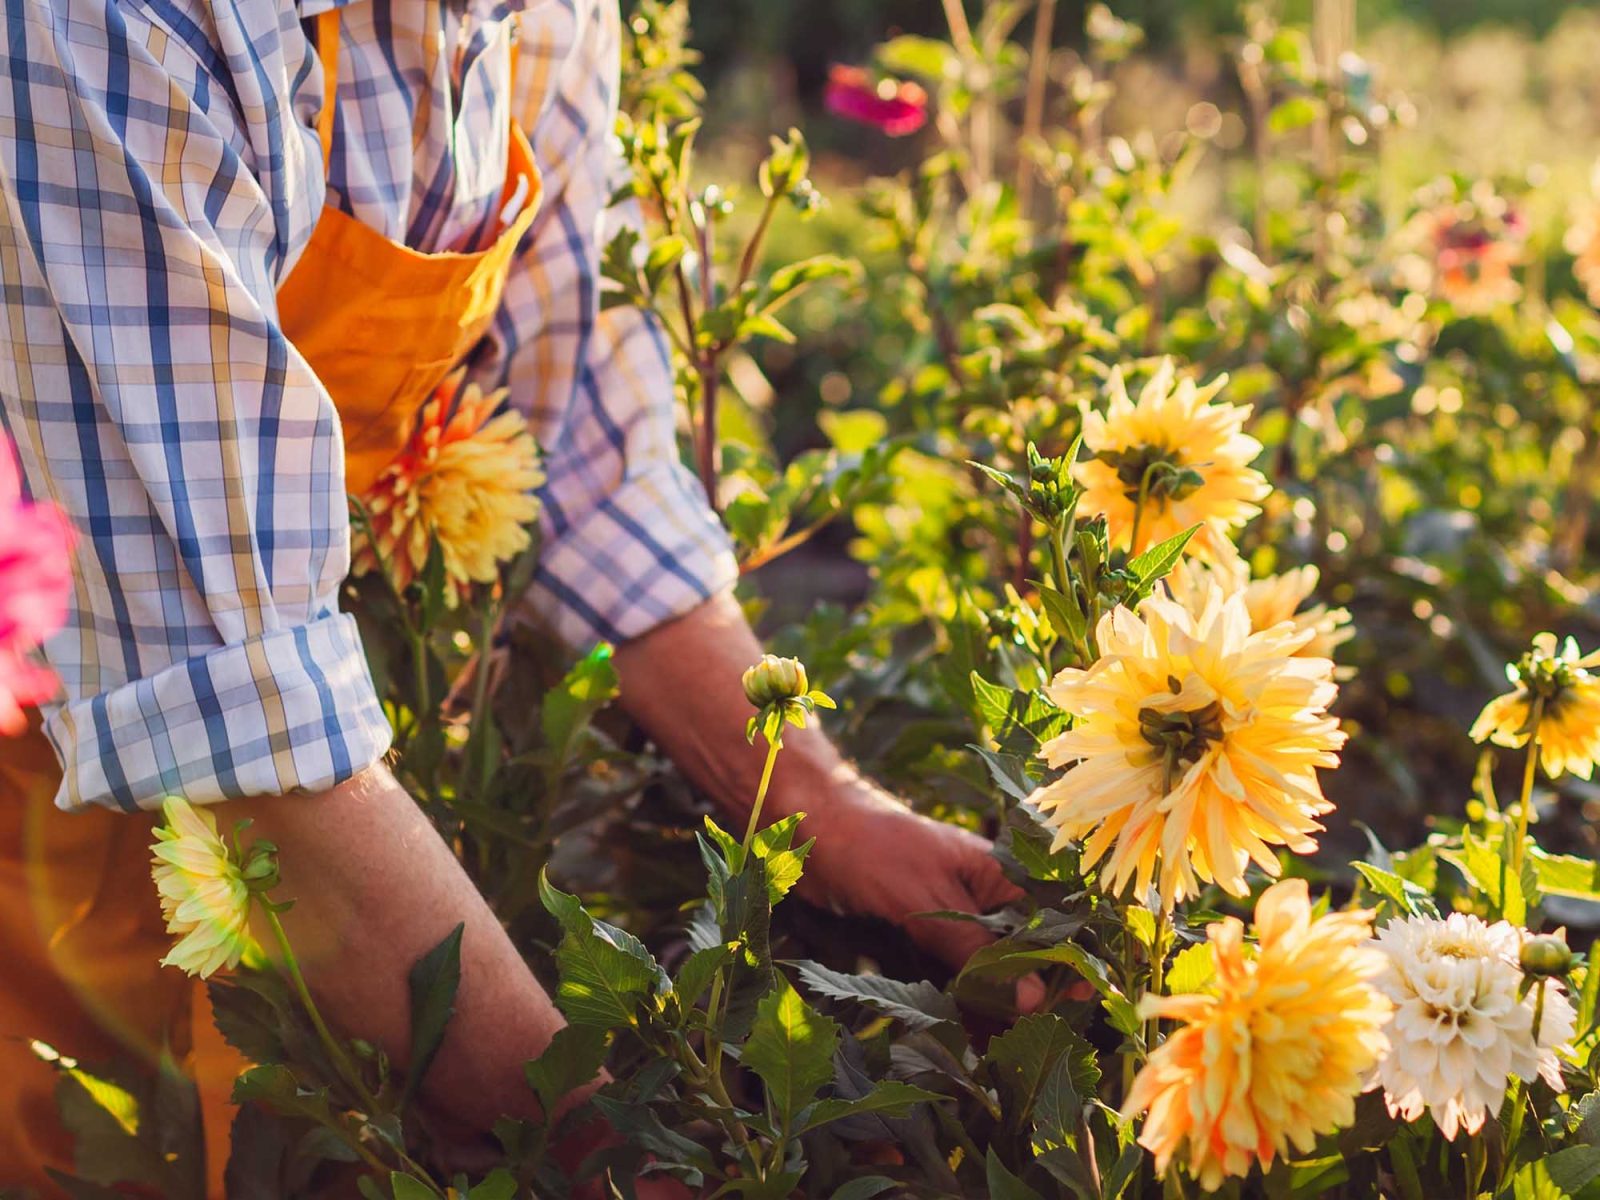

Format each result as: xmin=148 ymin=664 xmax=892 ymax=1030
xmin=0 ymin=433 xmax=73 ymax=735
xmin=824 ymin=65 xmax=928 ymax=136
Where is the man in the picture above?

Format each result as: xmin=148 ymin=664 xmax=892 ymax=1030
xmin=0 ymin=0 xmax=1023 ymax=1190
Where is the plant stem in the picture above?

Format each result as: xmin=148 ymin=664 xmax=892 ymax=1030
xmin=740 ymin=735 xmax=783 ymax=862
xmin=1129 ymin=461 xmax=1160 ymax=558
xmin=735 ymin=190 xmax=782 ymax=293
xmin=264 ymin=908 xmax=380 ymax=1118
xmin=1511 ymin=696 xmax=1545 ymax=877
xmin=1145 ymin=904 xmax=1167 ymax=1055
xmin=1016 ymin=0 xmax=1058 ymax=210
xmin=696 ymin=206 xmax=721 ymax=511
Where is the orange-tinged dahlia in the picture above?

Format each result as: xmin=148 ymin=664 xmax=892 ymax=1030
xmin=1470 ymin=632 xmax=1600 ymax=780
xmin=1123 ymin=879 xmax=1391 ymax=1192
xmin=1028 ymin=582 xmax=1344 ymax=906
xmin=1075 ymin=360 xmax=1269 ymax=559
xmin=1165 ymin=550 xmax=1353 ymax=673
xmin=352 ymin=370 xmax=543 ymax=608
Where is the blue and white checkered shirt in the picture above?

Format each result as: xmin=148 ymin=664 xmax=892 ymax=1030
xmin=0 ymin=0 xmax=734 ymax=812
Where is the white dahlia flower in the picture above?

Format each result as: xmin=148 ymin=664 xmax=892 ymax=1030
xmin=1372 ymin=913 xmax=1575 ymax=1140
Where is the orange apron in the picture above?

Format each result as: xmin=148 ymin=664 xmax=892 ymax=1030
xmin=0 ymin=9 xmax=540 ymax=1194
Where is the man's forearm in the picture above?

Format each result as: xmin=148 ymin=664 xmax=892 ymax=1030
xmin=614 ymin=592 xmax=858 ymax=819
xmin=230 ymin=766 xmax=587 ymax=1131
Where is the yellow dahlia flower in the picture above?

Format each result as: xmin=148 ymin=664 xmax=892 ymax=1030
xmin=353 ymin=370 xmax=543 ymax=608
xmin=150 ymin=797 xmax=256 ymax=979
xmin=1029 ymin=583 xmax=1344 ymax=906
xmin=1123 ymin=879 xmax=1391 ymax=1192
xmin=1075 ymin=360 xmax=1269 ymax=559
xmin=1373 ymin=913 xmax=1575 ymax=1141
xmin=1470 ymin=633 xmax=1600 ymax=780
xmin=1165 ymin=550 xmax=1353 ymax=672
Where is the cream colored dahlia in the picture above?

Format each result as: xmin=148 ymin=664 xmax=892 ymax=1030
xmin=352 ymin=369 xmax=543 ymax=608
xmin=1470 ymin=633 xmax=1600 ymax=780
xmin=150 ymin=797 xmax=256 ymax=979
xmin=1373 ymin=913 xmax=1575 ymax=1140
xmin=1123 ymin=880 xmax=1391 ymax=1191
xmin=1075 ymin=360 xmax=1269 ymax=559
xmin=1164 ymin=550 xmax=1354 ymax=671
xmin=1029 ymin=582 xmax=1344 ymax=906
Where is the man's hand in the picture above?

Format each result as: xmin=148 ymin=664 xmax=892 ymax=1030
xmin=613 ymin=592 xmax=1038 ymax=1004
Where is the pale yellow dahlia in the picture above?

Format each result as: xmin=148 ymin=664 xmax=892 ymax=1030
xmin=353 ymin=370 xmax=543 ymax=608
xmin=1165 ymin=550 xmax=1353 ymax=672
xmin=1075 ymin=361 xmax=1269 ymax=559
xmin=1123 ymin=880 xmax=1391 ymax=1192
xmin=1029 ymin=583 xmax=1345 ymax=905
xmin=150 ymin=797 xmax=255 ymax=979
xmin=1470 ymin=633 xmax=1600 ymax=780
xmin=1373 ymin=913 xmax=1575 ymax=1140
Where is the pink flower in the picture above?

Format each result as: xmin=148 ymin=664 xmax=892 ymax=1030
xmin=825 ymin=65 xmax=928 ymax=137
xmin=0 ymin=434 xmax=74 ymax=734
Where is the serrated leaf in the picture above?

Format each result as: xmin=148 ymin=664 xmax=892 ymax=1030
xmin=1166 ymin=942 xmax=1216 ymax=994
xmin=974 ymin=745 xmax=1037 ymax=804
xmin=797 ymin=1080 xmax=941 ymax=1132
xmin=986 ymin=1014 xmax=1098 ymax=1134
xmin=1533 ymin=850 xmax=1600 ymax=902
xmin=540 ymin=644 xmax=620 ymax=768
xmin=539 ymin=872 xmax=664 ymax=1028
xmin=1511 ymin=1145 xmax=1600 ymax=1199
xmin=675 ymin=943 xmax=736 ymax=1010
xmin=402 ymin=923 xmax=463 ymax=1108
xmin=524 ymin=1025 xmax=609 ymax=1118
xmin=742 ymin=978 xmax=840 ymax=1123
xmin=790 ymin=959 xmax=960 ymax=1030
xmin=959 ymin=940 xmax=1140 ymax=1035
xmin=1353 ymin=861 xmax=1440 ymax=918
xmin=1125 ymin=525 xmax=1199 ymax=597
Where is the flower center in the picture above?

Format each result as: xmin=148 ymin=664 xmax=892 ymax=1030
xmin=1100 ymin=444 xmax=1206 ymax=506
xmin=1139 ymin=700 xmax=1225 ymax=778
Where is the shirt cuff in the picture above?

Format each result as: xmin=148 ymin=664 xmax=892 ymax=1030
xmin=524 ymin=462 xmax=738 ymax=649
xmin=42 ymin=612 xmax=393 ymax=813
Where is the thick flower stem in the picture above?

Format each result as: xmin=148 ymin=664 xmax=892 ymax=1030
xmin=1145 ymin=905 xmax=1168 ymax=1054
xmin=1510 ymin=696 xmax=1545 ymax=877
xmin=740 ymin=735 xmax=783 ymax=862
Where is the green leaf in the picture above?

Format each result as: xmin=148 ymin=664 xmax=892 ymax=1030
xmin=819 ymin=409 xmax=889 ymax=454
xmin=523 ymin=1025 xmax=609 ymax=1118
xmin=675 ymin=943 xmax=736 ymax=1010
xmin=1533 ymin=850 xmax=1600 ymax=902
xmin=763 ymin=255 xmax=858 ymax=311
xmin=539 ymin=871 xmax=665 ymax=1028
xmin=390 ymin=1176 xmax=437 ymax=1200
xmin=974 ymin=746 xmax=1037 ymax=804
xmin=797 ymin=1080 xmax=942 ymax=1132
xmin=402 ymin=923 xmax=464 ymax=1108
xmin=1166 ymin=942 xmax=1217 ymax=994
xmin=986 ymin=1014 xmax=1098 ymax=1134
xmin=790 ymin=959 xmax=960 ymax=1030
xmin=540 ymin=645 xmax=620 ymax=768
xmin=1353 ymin=861 xmax=1440 ymax=918
xmin=828 ymin=1179 xmax=900 ymax=1200
xmin=462 ymin=1171 xmax=519 ymax=1200
xmin=876 ymin=34 xmax=957 ymax=80
xmin=1441 ymin=829 xmax=1532 ymax=924
xmin=959 ymin=940 xmax=1140 ymax=1036
xmin=1125 ymin=525 xmax=1200 ymax=598
xmin=1512 ymin=1145 xmax=1600 ymax=1199
xmin=741 ymin=978 xmax=841 ymax=1123
xmin=231 ymin=1064 xmax=340 ymax=1129
xmin=985 ymin=1149 xmax=1047 ymax=1200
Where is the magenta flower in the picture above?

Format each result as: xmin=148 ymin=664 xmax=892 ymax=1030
xmin=825 ymin=65 xmax=929 ymax=137
xmin=0 ymin=434 xmax=74 ymax=734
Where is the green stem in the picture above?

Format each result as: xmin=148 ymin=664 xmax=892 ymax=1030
xmin=736 ymin=190 xmax=782 ymax=293
xmin=1511 ymin=696 xmax=1545 ymax=878
xmin=264 ymin=908 xmax=381 ymax=1119
xmin=1145 ymin=905 xmax=1167 ymax=1055
xmin=1129 ymin=461 xmax=1160 ymax=558
xmin=740 ymin=735 xmax=783 ymax=862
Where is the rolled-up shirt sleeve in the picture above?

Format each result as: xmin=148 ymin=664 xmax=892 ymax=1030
xmin=494 ymin=0 xmax=737 ymax=650
xmin=0 ymin=0 xmax=390 ymax=811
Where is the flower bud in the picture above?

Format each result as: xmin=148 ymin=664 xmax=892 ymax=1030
xmin=742 ymin=654 xmax=809 ymax=708
xmin=1520 ymin=934 xmax=1573 ymax=978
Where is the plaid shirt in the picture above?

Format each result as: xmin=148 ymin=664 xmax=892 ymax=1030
xmin=0 ymin=0 xmax=733 ymax=812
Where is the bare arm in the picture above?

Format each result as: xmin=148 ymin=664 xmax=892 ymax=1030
xmin=614 ymin=591 xmax=1037 ymax=988
xmin=231 ymin=766 xmax=586 ymax=1132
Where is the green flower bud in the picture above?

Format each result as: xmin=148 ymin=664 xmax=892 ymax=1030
xmin=742 ymin=654 xmax=809 ymax=708
xmin=1520 ymin=934 xmax=1573 ymax=978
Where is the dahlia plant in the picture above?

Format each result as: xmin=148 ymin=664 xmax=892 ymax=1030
xmin=34 ymin=1 xmax=1600 ymax=1198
